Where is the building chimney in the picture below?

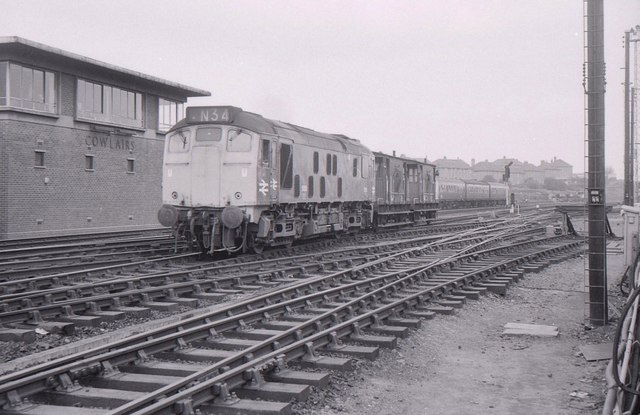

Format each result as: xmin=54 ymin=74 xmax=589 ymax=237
xmin=392 ymin=150 xmax=396 ymax=156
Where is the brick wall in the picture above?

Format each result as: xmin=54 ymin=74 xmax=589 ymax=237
xmin=0 ymin=120 xmax=7 ymax=238
xmin=2 ymin=117 xmax=165 ymax=239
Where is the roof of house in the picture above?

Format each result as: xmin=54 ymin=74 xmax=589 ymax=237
xmin=433 ymin=157 xmax=470 ymax=169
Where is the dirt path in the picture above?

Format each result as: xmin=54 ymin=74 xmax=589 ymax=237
xmin=295 ymin=251 xmax=625 ymax=415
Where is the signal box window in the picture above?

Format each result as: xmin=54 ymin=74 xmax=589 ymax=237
xmin=326 ymin=154 xmax=331 ymax=175
xmin=168 ymin=130 xmax=191 ymax=153
xmin=308 ymin=176 xmax=314 ymax=197
xmin=34 ymin=151 xmax=45 ymax=168
xmin=85 ymin=155 xmax=95 ymax=171
xmin=127 ymin=158 xmax=135 ymax=174
xmin=77 ymin=79 xmax=143 ymax=129
xmin=227 ymin=130 xmax=252 ymax=152
xmin=294 ymin=175 xmax=300 ymax=197
xmin=280 ymin=143 xmax=293 ymax=189
xmin=196 ymin=127 xmax=221 ymax=142
xmin=158 ymin=98 xmax=184 ymax=132
xmin=320 ymin=177 xmax=326 ymax=198
xmin=313 ymin=152 xmax=319 ymax=174
xmin=0 ymin=62 xmax=57 ymax=113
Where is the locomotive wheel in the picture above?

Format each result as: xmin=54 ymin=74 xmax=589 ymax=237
xmin=247 ymin=233 xmax=265 ymax=254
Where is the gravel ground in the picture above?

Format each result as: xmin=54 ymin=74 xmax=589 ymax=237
xmin=293 ymin=248 xmax=626 ymax=415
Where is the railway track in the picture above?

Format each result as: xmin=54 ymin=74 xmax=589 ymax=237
xmin=0 ymin=229 xmax=172 ymax=251
xmin=0 ymin=214 xmax=545 ymax=343
xmin=0 ymin=215 xmax=583 ymax=415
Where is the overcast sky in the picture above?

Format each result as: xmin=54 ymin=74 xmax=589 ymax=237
xmin=2 ymin=0 xmax=638 ymax=176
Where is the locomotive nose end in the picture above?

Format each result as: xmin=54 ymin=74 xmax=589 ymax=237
xmin=221 ymin=205 xmax=244 ymax=229
xmin=158 ymin=204 xmax=179 ymax=227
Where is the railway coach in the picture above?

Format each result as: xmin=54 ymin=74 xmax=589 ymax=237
xmin=373 ymin=152 xmax=437 ymax=227
xmin=436 ymin=178 xmax=509 ymax=209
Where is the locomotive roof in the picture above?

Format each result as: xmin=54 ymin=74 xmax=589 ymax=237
xmin=170 ymin=106 xmax=372 ymax=155
xmin=372 ymin=151 xmax=436 ymax=168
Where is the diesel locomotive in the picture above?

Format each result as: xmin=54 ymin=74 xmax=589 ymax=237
xmin=157 ymin=106 xmax=438 ymax=254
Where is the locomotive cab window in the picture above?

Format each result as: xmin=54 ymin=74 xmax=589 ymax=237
xmin=280 ymin=143 xmax=293 ymax=189
xmin=261 ymin=139 xmax=272 ymax=167
xmin=227 ymin=129 xmax=252 ymax=152
xmin=168 ymin=129 xmax=191 ymax=153
xmin=313 ymin=152 xmax=319 ymax=173
xmin=361 ymin=156 xmax=370 ymax=178
xmin=326 ymin=154 xmax=331 ymax=175
xmin=332 ymin=155 xmax=337 ymax=175
xmin=196 ymin=127 xmax=222 ymax=142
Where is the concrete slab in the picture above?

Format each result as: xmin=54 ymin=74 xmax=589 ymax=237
xmin=293 ymin=356 xmax=354 ymax=371
xmin=476 ymin=282 xmax=507 ymax=295
xmin=502 ymin=322 xmax=559 ymax=337
xmin=37 ymin=386 xmax=147 ymax=408
xmin=2 ymin=404 xmax=108 ymax=414
xmin=452 ymin=289 xmax=480 ymax=300
xmin=349 ymin=333 xmax=398 ymax=348
xmin=386 ymin=317 xmax=421 ymax=329
xmin=406 ymin=310 xmax=436 ymax=320
xmin=0 ymin=328 xmax=36 ymax=343
xmin=139 ymin=301 xmax=179 ymax=312
xmin=236 ymin=381 xmax=310 ymax=401
xmin=580 ymin=342 xmax=614 ymax=361
xmin=266 ymin=369 xmax=330 ymax=387
xmin=80 ymin=372 xmax=183 ymax=392
xmin=159 ymin=347 xmax=235 ymax=362
xmin=324 ymin=344 xmax=380 ymax=360
xmin=119 ymin=360 xmax=201 ymax=377
xmin=366 ymin=324 xmax=409 ymax=338
xmin=202 ymin=398 xmax=291 ymax=415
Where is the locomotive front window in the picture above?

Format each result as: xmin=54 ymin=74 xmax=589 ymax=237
xmin=196 ymin=127 xmax=222 ymax=141
xmin=227 ymin=130 xmax=252 ymax=152
xmin=168 ymin=129 xmax=191 ymax=153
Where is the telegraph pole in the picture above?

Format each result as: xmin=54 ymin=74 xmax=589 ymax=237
xmin=625 ymin=27 xmax=640 ymax=205
xmin=584 ymin=0 xmax=607 ymax=326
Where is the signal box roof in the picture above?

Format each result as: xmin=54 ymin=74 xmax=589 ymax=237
xmin=0 ymin=36 xmax=211 ymax=98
